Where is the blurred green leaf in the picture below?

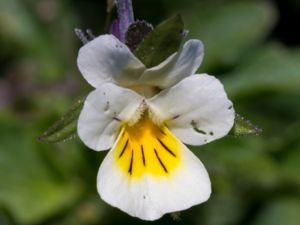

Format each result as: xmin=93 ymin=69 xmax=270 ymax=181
xmin=194 ymin=136 xmax=279 ymax=189
xmin=0 ymin=212 xmax=11 ymax=225
xmin=181 ymin=1 xmax=277 ymax=70
xmin=280 ymin=131 xmax=300 ymax=186
xmin=252 ymin=198 xmax=300 ymax=225
xmin=39 ymin=99 xmax=83 ymax=143
xmin=50 ymin=197 xmax=107 ymax=225
xmin=0 ymin=113 xmax=82 ymax=224
xmin=225 ymin=44 xmax=300 ymax=98
xmin=134 ymin=14 xmax=184 ymax=67
xmin=0 ymin=0 xmax=72 ymax=80
xmin=230 ymin=114 xmax=262 ymax=137
xmin=281 ymin=149 xmax=300 ymax=185
xmin=198 ymin=186 xmax=244 ymax=225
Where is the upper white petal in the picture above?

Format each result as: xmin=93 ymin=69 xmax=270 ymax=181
xmin=147 ymin=74 xmax=235 ymax=145
xmin=139 ymin=40 xmax=204 ymax=88
xmin=97 ymin=139 xmax=211 ymax=220
xmin=77 ymin=83 xmax=143 ymax=151
xmin=77 ymin=34 xmax=146 ymax=88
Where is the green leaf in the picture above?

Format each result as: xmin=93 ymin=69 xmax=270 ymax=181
xmin=134 ymin=14 xmax=184 ymax=67
xmin=192 ymin=137 xmax=279 ymax=189
xmin=39 ymin=99 xmax=84 ymax=143
xmin=230 ymin=114 xmax=262 ymax=137
xmin=280 ymin=126 xmax=300 ymax=186
xmin=200 ymin=188 xmax=244 ymax=225
xmin=49 ymin=197 xmax=107 ymax=225
xmin=0 ymin=0 xmax=69 ymax=80
xmin=281 ymin=146 xmax=300 ymax=186
xmin=252 ymin=198 xmax=300 ymax=225
xmin=0 ymin=114 xmax=82 ymax=224
xmin=224 ymin=44 xmax=300 ymax=98
xmin=0 ymin=212 xmax=11 ymax=225
xmin=180 ymin=1 xmax=277 ymax=70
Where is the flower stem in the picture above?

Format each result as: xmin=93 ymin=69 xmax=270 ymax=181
xmin=115 ymin=0 xmax=135 ymax=42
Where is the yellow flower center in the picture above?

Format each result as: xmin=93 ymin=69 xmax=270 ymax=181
xmin=113 ymin=112 xmax=181 ymax=179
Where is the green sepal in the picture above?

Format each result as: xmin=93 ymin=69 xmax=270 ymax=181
xmin=38 ymin=99 xmax=84 ymax=143
xmin=134 ymin=14 xmax=185 ymax=67
xmin=230 ymin=114 xmax=262 ymax=136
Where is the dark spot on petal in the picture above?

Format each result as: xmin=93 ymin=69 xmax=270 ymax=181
xmin=172 ymin=115 xmax=180 ymax=120
xmin=191 ymin=120 xmax=207 ymax=135
xmin=104 ymin=101 xmax=109 ymax=111
xmin=113 ymin=117 xmax=121 ymax=122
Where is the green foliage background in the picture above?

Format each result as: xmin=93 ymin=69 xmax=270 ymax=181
xmin=0 ymin=0 xmax=300 ymax=224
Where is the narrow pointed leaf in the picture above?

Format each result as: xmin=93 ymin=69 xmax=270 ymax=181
xmin=230 ymin=114 xmax=262 ymax=136
xmin=38 ymin=99 xmax=84 ymax=143
xmin=134 ymin=14 xmax=185 ymax=67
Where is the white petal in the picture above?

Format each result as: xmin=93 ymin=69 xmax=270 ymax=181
xmin=77 ymin=35 xmax=145 ymax=88
xmin=139 ymin=40 xmax=204 ymax=88
xmin=97 ymin=137 xmax=211 ymax=220
xmin=147 ymin=74 xmax=235 ymax=145
xmin=77 ymin=83 xmax=143 ymax=151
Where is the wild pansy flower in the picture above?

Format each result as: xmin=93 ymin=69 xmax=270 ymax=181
xmin=77 ymin=36 xmax=235 ymax=220
xmin=76 ymin=0 xmax=235 ymax=221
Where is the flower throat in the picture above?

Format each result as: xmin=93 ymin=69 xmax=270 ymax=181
xmin=114 ymin=113 xmax=182 ymax=179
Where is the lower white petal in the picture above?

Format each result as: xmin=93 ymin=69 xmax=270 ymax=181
xmin=97 ymin=118 xmax=211 ymax=220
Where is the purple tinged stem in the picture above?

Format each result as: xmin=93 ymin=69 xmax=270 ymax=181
xmin=109 ymin=19 xmax=122 ymax=40
xmin=115 ymin=0 xmax=134 ymax=42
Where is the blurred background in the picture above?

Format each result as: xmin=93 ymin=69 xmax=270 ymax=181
xmin=1 ymin=0 xmax=300 ymax=224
